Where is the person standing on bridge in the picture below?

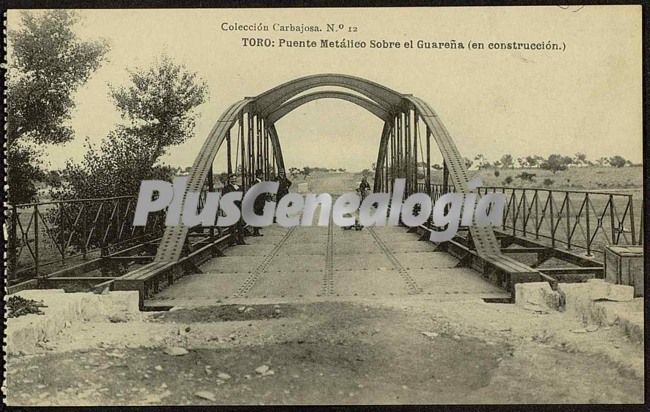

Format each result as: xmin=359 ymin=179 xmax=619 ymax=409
xmin=277 ymin=170 xmax=292 ymax=200
xmin=273 ymin=170 xmax=292 ymax=224
xmin=251 ymin=169 xmax=266 ymax=237
xmin=358 ymin=176 xmax=371 ymax=201
xmin=222 ymin=174 xmax=246 ymax=245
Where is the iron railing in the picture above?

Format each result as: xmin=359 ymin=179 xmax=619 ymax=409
xmin=417 ymin=182 xmax=448 ymax=202
xmin=6 ymin=196 xmax=165 ymax=284
xmin=479 ymin=187 xmax=642 ymax=257
xmin=416 ymin=183 xmax=642 ymax=258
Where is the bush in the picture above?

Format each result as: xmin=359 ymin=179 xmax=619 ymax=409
xmin=516 ymin=172 xmax=536 ymax=182
xmin=609 ymin=155 xmax=627 ymax=168
xmin=494 ymin=170 xmax=500 ymax=177
xmin=540 ymin=154 xmax=572 ymax=174
xmin=543 ymin=178 xmax=554 ymax=187
xmin=504 ymin=176 xmax=513 ymax=184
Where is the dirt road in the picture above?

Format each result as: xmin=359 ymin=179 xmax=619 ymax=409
xmin=5 ymin=297 xmax=644 ymax=405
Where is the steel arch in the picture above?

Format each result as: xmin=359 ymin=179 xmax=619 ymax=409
xmin=154 ymin=74 xmax=500 ymax=263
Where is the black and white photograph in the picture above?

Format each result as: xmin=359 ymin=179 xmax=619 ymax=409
xmin=3 ymin=4 xmax=646 ymax=407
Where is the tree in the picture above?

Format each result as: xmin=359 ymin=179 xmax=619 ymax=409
xmin=540 ymin=154 xmax=571 ymax=174
xmin=57 ymin=56 xmax=208 ymax=199
xmin=596 ymin=157 xmax=610 ymax=167
xmin=517 ymin=157 xmax=527 ymax=168
xmin=525 ymin=155 xmax=538 ymax=167
xmin=44 ymin=170 xmax=63 ymax=187
xmin=463 ymin=157 xmax=473 ymax=169
xmin=7 ymin=10 xmax=109 ymax=203
xmin=474 ymin=154 xmax=490 ymax=169
xmin=574 ymin=152 xmax=588 ymax=165
xmin=608 ymin=155 xmax=627 ymax=168
xmin=109 ymin=55 xmax=208 ymax=166
xmin=56 ymin=132 xmax=176 ymax=199
xmin=500 ymin=154 xmax=514 ymax=169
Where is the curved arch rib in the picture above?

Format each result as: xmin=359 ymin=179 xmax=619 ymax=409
xmin=267 ymin=91 xmax=390 ymax=124
xmin=254 ymin=73 xmax=404 ymax=116
xmin=404 ymin=96 xmax=502 ymax=256
xmin=155 ymin=98 xmax=251 ymax=262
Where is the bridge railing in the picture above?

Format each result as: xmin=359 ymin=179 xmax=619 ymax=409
xmin=6 ymin=196 xmax=166 ymax=285
xmin=417 ymin=183 xmax=642 ymax=259
xmin=478 ymin=187 xmax=642 ymax=258
xmin=416 ymin=183 xmax=448 ymax=202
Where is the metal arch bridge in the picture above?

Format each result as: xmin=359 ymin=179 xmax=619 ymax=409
xmin=7 ymin=74 xmax=633 ymax=304
xmin=154 ymin=73 xmax=502 ymax=264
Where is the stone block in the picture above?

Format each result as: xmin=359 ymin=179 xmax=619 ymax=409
xmin=559 ymin=281 xmax=643 ymax=344
xmin=6 ymin=290 xmax=141 ymax=355
xmin=514 ymin=282 xmax=560 ymax=310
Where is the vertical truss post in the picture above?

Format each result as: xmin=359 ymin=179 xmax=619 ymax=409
xmin=226 ymin=129 xmax=232 ymax=176
xmin=247 ymin=112 xmax=255 ymax=188
xmin=383 ymin=137 xmax=388 ymax=192
xmin=390 ymin=122 xmax=396 ymax=192
xmin=263 ymin=120 xmax=270 ymax=179
xmin=381 ymin=127 xmax=388 ymax=192
xmin=413 ymin=109 xmax=418 ymax=192
xmin=609 ymin=194 xmax=616 ymax=244
xmin=256 ymin=115 xmax=263 ymax=177
xmin=270 ymin=131 xmax=276 ymax=177
xmin=534 ymin=189 xmax=540 ymax=239
xmin=585 ymin=193 xmax=592 ymax=256
xmin=208 ymin=164 xmax=215 ymax=239
xmin=426 ymin=126 xmax=431 ymax=195
xmin=442 ymin=161 xmax=449 ymax=194
xmin=628 ymin=194 xmax=636 ymax=245
xmin=522 ymin=190 xmax=527 ymax=237
xmin=549 ymin=192 xmax=555 ymax=248
xmin=396 ymin=114 xmax=402 ymax=180
xmin=566 ymin=192 xmax=571 ymax=249
xmin=239 ymin=112 xmax=246 ymax=191
xmin=405 ymin=110 xmax=411 ymax=196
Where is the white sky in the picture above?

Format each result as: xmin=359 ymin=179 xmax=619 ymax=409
xmin=7 ymin=6 xmax=643 ymax=172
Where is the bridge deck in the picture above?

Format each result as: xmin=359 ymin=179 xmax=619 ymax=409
xmin=148 ymin=222 xmax=507 ymax=307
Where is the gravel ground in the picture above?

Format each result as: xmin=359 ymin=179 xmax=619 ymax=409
xmin=5 ymin=298 xmax=644 ymax=405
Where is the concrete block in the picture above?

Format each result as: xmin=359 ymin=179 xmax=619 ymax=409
xmin=514 ymin=282 xmax=560 ymax=310
xmin=559 ymin=281 xmax=643 ymax=343
xmin=6 ymin=290 xmax=141 ymax=355
xmin=598 ymin=284 xmax=634 ymax=302
xmin=584 ymin=279 xmax=611 ymax=300
xmin=617 ymin=310 xmax=644 ymax=343
xmin=561 ymin=279 xmax=634 ymax=305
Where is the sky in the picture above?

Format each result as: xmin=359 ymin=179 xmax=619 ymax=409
xmin=7 ymin=6 xmax=643 ymax=172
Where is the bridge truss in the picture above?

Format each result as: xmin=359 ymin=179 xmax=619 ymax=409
xmin=7 ymin=74 xmax=640 ymax=304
